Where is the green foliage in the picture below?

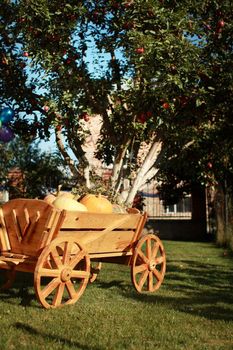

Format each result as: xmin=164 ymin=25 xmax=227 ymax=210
xmin=151 ymin=0 xmax=233 ymax=201
xmin=1 ymin=0 xmax=233 ymax=202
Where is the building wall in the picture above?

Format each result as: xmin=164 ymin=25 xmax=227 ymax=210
xmin=143 ymin=218 xmax=207 ymax=241
xmin=141 ymin=183 xmax=208 ymax=241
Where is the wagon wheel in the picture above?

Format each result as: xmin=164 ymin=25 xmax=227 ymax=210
xmin=89 ymin=262 xmax=102 ymax=283
xmin=0 ymin=267 xmax=16 ymax=290
xmin=131 ymin=234 xmax=166 ymax=293
xmin=34 ymin=237 xmax=90 ymax=309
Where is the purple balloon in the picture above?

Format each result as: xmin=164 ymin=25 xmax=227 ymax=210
xmin=0 ymin=126 xmax=15 ymax=143
xmin=0 ymin=107 xmax=15 ymax=124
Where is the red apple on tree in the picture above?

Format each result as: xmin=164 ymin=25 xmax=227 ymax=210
xmin=112 ymin=2 xmax=120 ymax=9
xmin=18 ymin=17 xmax=26 ymax=23
xmin=146 ymin=111 xmax=152 ymax=118
xmin=137 ymin=113 xmax=146 ymax=123
xmin=123 ymin=21 xmax=134 ymax=29
xmin=162 ymin=102 xmax=170 ymax=109
xmin=137 ymin=111 xmax=152 ymax=123
xmin=56 ymin=125 xmax=62 ymax=131
xmin=66 ymin=58 xmax=72 ymax=64
xmin=80 ymin=112 xmax=90 ymax=121
xmin=217 ymin=19 xmax=225 ymax=28
xmin=123 ymin=0 xmax=134 ymax=8
xmin=135 ymin=47 xmax=145 ymax=54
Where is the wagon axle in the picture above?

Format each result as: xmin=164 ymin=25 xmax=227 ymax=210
xmin=60 ymin=268 xmax=72 ymax=283
xmin=148 ymin=260 xmax=157 ymax=271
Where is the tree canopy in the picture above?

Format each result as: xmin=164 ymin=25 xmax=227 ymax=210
xmin=0 ymin=0 xmax=233 ymax=205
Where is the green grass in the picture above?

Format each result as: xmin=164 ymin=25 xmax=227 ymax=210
xmin=0 ymin=240 xmax=233 ymax=350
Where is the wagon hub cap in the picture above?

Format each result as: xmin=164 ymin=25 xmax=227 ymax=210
xmin=149 ymin=260 xmax=156 ymax=271
xmin=60 ymin=268 xmax=72 ymax=282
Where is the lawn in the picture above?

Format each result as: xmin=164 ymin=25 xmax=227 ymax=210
xmin=0 ymin=240 xmax=232 ymax=350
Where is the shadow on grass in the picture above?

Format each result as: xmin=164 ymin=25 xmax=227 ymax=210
xmin=94 ymin=279 xmax=128 ymax=290
xmin=14 ymin=322 xmax=102 ymax=350
xmin=0 ymin=272 xmax=39 ymax=308
xmin=121 ymin=258 xmax=233 ymax=322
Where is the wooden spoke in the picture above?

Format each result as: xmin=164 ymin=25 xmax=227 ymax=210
xmin=138 ymin=269 xmax=149 ymax=291
xmin=153 ymin=268 xmax=162 ymax=282
xmin=65 ymin=280 xmax=77 ymax=301
xmin=70 ymin=269 xmax=90 ymax=279
xmin=69 ymin=249 xmax=86 ymax=269
xmin=148 ymin=271 xmax=154 ymax=292
xmin=137 ymin=248 xmax=150 ymax=265
xmin=155 ymin=256 xmax=165 ymax=265
xmin=41 ymin=278 xmax=60 ymax=299
xmin=39 ymin=267 xmax=60 ymax=278
xmin=53 ymin=283 xmax=65 ymax=307
xmin=63 ymin=241 xmax=72 ymax=265
xmin=131 ymin=234 xmax=166 ymax=293
xmin=50 ymin=249 xmax=62 ymax=269
xmin=134 ymin=263 xmax=148 ymax=275
xmin=146 ymin=237 xmax=152 ymax=261
xmin=151 ymin=241 xmax=159 ymax=259
xmin=34 ymin=237 xmax=90 ymax=309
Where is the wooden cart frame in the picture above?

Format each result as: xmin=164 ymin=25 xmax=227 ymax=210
xmin=0 ymin=199 xmax=166 ymax=308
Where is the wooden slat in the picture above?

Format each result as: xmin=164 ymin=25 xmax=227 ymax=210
xmin=0 ymin=256 xmax=25 ymax=264
xmin=17 ymin=208 xmax=30 ymax=237
xmin=0 ymin=208 xmax=11 ymax=251
xmin=12 ymin=209 xmax=23 ymax=242
xmin=24 ymin=211 xmax=40 ymax=243
xmin=39 ymin=209 xmax=66 ymax=249
xmin=61 ymin=211 xmax=142 ymax=230
xmin=59 ymin=229 xmax=135 ymax=254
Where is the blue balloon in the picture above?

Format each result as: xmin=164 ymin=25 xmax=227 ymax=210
xmin=0 ymin=126 xmax=15 ymax=143
xmin=0 ymin=107 xmax=15 ymax=124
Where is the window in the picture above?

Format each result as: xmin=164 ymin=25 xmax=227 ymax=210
xmin=165 ymin=197 xmax=191 ymax=214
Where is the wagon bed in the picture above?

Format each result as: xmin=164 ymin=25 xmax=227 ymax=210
xmin=0 ymin=198 xmax=166 ymax=308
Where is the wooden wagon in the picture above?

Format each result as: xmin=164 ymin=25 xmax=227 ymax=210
xmin=0 ymin=198 xmax=166 ymax=309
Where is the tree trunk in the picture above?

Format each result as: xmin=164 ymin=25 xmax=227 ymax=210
xmin=55 ymin=128 xmax=79 ymax=178
xmin=125 ymin=140 xmax=161 ymax=205
xmin=111 ymin=142 xmax=130 ymax=192
xmin=213 ymin=185 xmax=226 ymax=246
xmin=224 ymin=191 xmax=233 ymax=251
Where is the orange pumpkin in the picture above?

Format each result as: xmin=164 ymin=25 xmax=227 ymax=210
xmin=79 ymin=194 xmax=113 ymax=213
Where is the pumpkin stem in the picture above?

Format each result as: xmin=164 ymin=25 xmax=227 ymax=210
xmin=56 ymin=184 xmax=62 ymax=197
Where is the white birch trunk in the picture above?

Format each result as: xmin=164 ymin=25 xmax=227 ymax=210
xmin=125 ymin=140 xmax=161 ymax=205
xmin=55 ymin=128 xmax=79 ymax=177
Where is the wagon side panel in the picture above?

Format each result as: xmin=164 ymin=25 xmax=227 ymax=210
xmin=59 ymin=211 xmax=147 ymax=256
